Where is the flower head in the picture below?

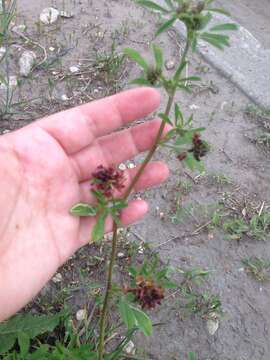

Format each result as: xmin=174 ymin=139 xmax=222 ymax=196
xmin=124 ymin=275 xmax=164 ymax=310
xmin=189 ymin=133 xmax=208 ymax=161
xmin=91 ymin=165 xmax=126 ymax=198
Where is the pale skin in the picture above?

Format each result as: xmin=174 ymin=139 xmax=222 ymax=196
xmin=0 ymin=87 xmax=170 ymax=321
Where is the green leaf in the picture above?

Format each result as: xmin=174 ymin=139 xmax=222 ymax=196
xmin=183 ymin=153 xmax=204 ymax=173
xmin=124 ymin=48 xmax=148 ymax=71
xmin=152 ymin=44 xmax=163 ymax=70
xmin=0 ymin=312 xmax=64 ymax=355
xmin=174 ymin=103 xmax=184 ymax=126
xmin=188 ymin=352 xmax=198 ymax=360
xmin=137 ymin=0 xmax=169 ymax=13
xmin=130 ymin=77 xmax=152 ymax=86
xmin=179 ymin=76 xmax=201 ymax=83
xmin=26 ymin=344 xmax=50 ymax=360
xmin=91 ymin=189 xmax=107 ymax=205
xmin=207 ymin=8 xmax=231 ymax=16
xmin=173 ymin=60 xmax=187 ymax=82
xmin=156 ymin=17 xmax=176 ymax=36
xmin=200 ymin=32 xmax=230 ymax=49
xmin=70 ymin=203 xmax=97 ymax=217
xmin=92 ymin=211 xmax=108 ymax=242
xmin=159 ymin=112 xmax=173 ymax=125
xmin=112 ymin=199 xmax=128 ymax=210
xmin=202 ymin=33 xmax=230 ymax=44
xmin=18 ymin=331 xmax=30 ymax=356
xmin=0 ymin=336 xmax=15 ymax=355
xmin=111 ymin=211 xmax=122 ymax=227
xmin=130 ymin=306 xmax=153 ymax=336
xmin=118 ymin=298 xmax=136 ymax=330
xmin=210 ymin=23 xmax=238 ymax=32
xmin=164 ymin=0 xmax=174 ymax=10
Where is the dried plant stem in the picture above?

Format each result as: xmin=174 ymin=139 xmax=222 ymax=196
xmin=98 ymin=41 xmax=190 ymax=360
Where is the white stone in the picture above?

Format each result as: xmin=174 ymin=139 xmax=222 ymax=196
xmin=69 ymin=65 xmax=80 ymax=73
xmin=49 ymin=47 xmax=55 ymax=52
xmin=138 ymin=245 xmax=144 ymax=254
xmin=124 ymin=340 xmax=135 ymax=355
xmin=117 ymin=252 xmax=125 ymax=259
xmin=0 ymin=47 xmax=6 ymax=59
xmin=127 ymin=162 xmax=135 ymax=169
xmin=40 ymin=8 xmax=59 ymax=25
xmin=206 ymin=318 xmax=219 ymax=335
xmin=189 ymin=104 xmax=200 ymax=110
xmin=159 ymin=212 xmax=165 ymax=219
xmin=118 ymin=163 xmax=127 ymax=170
xmin=12 ymin=24 xmax=26 ymax=33
xmin=52 ymin=273 xmax=62 ymax=283
xmin=165 ymin=58 xmax=176 ymax=70
xmin=76 ymin=309 xmax=87 ymax=321
xmin=60 ymin=10 xmax=74 ymax=18
xmin=61 ymin=94 xmax=69 ymax=101
xmin=0 ymin=75 xmax=17 ymax=90
xmin=8 ymin=76 xmax=18 ymax=87
xmin=19 ymin=50 xmax=36 ymax=77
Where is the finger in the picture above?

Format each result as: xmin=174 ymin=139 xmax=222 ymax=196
xmin=79 ymin=161 xmax=169 ymax=203
xmin=71 ymin=119 xmax=170 ymax=182
xmin=78 ymin=200 xmax=148 ymax=246
xmin=38 ymin=88 xmax=160 ymax=155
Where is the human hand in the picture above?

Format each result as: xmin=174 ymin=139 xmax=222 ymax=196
xmin=0 ymin=88 xmax=169 ymax=321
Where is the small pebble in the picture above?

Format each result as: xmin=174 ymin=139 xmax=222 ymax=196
xmin=124 ymin=340 xmax=135 ymax=355
xmin=165 ymin=58 xmax=176 ymax=70
xmin=138 ymin=245 xmax=144 ymax=254
xmin=12 ymin=24 xmax=26 ymax=32
xmin=206 ymin=318 xmax=219 ymax=335
xmin=61 ymin=94 xmax=69 ymax=101
xmin=52 ymin=273 xmax=62 ymax=283
xmin=19 ymin=50 xmax=36 ymax=77
xmin=119 ymin=163 xmax=127 ymax=170
xmin=76 ymin=309 xmax=87 ymax=321
xmin=159 ymin=212 xmax=165 ymax=219
xmin=127 ymin=161 xmax=135 ymax=169
xmin=69 ymin=65 xmax=80 ymax=73
xmin=0 ymin=47 xmax=6 ymax=59
xmin=0 ymin=75 xmax=17 ymax=89
xmin=60 ymin=10 xmax=74 ymax=18
xmin=189 ymin=104 xmax=200 ymax=110
xmin=40 ymin=7 xmax=59 ymax=25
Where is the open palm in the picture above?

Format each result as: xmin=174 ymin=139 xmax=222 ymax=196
xmin=0 ymin=88 xmax=169 ymax=321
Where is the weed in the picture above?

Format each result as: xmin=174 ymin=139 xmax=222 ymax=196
xmin=94 ymin=43 xmax=126 ymax=89
xmin=242 ymin=256 xmax=270 ymax=282
xmin=177 ymin=267 xmax=222 ymax=321
xmin=178 ymin=178 xmax=193 ymax=195
xmin=208 ymin=173 xmax=233 ymax=186
xmin=245 ymin=105 xmax=270 ymax=153
xmin=0 ymin=0 xmax=18 ymax=118
xmin=183 ymin=292 xmax=222 ymax=320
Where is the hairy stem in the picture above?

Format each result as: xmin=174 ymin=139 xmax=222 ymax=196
xmin=98 ymin=39 xmax=190 ymax=360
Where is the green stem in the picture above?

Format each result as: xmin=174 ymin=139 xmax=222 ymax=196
xmin=98 ymin=224 xmax=118 ymax=360
xmin=98 ymin=37 xmax=190 ymax=360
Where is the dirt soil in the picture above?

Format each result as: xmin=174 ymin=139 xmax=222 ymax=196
xmin=1 ymin=1 xmax=270 ymax=359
